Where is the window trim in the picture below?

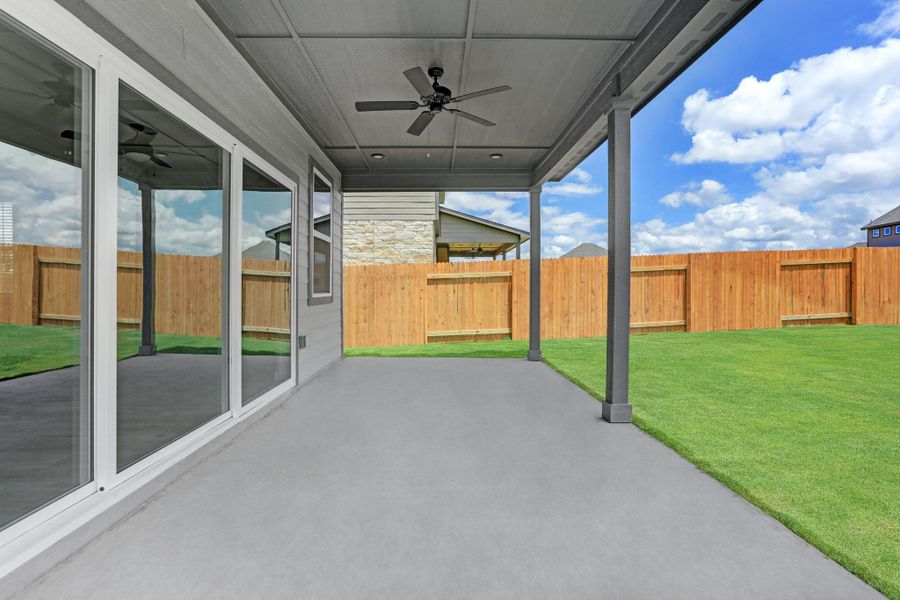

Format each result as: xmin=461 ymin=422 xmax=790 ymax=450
xmin=873 ymin=228 xmax=880 ymax=238
xmin=884 ymin=226 xmax=892 ymax=237
xmin=308 ymin=159 xmax=335 ymax=305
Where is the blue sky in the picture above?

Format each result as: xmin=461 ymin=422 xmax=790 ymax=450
xmin=446 ymin=0 xmax=900 ymax=257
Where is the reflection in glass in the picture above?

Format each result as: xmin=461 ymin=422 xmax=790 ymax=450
xmin=0 ymin=18 xmax=91 ymax=529
xmin=241 ymin=162 xmax=291 ymax=405
xmin=116 ymin=84 xmax=228 ymax=471
xmin=311 ymin=172 xmax=332 ymax=295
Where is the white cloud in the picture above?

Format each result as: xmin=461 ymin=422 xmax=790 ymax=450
xmin=0 ymin=144 xmax=83 ymax=247
xmin=660 ymin=179 xmax=731 ymax=208
xmin=649 ymin=37 xmax=900 ymax=254
xmin=117 ymin=185 xmax=223 ymax=256
xmin=860 ymin=0 xmax=900 ymax=37
xmin=544 ymin=166 xmax=602 ymax=197
xmin=155 ymin=189 xmax=206 ymax=204
xmin=673 ymin=40 xmax=900 ymax=164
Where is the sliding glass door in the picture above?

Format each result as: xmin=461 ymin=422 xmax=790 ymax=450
xmin=241 ymin=161 xmax=292 ymax=405
xmin=115 ymin=84 xmax=228 ymax=471
xmin=0 ymin=17 xmax=92 ymax=529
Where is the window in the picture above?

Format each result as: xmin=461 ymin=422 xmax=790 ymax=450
xmin=873 ymin=229 xmax=880 ymax=238
xmin=884 ymin=227 xmax=892 ymax=236
xmin=896 ymin=225 xmax=900 ymax=235
xmin=0 ymin=16 xmax=92 ymax=530
xmin=116 ymin=83 xmax=229 ymax=472
xmin=241 ymin=161 xmax=292 ymax=405
xmin=309 ymin=165 xmax=333 ymax=304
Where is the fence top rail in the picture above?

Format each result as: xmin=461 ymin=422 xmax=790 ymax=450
xmin=426 ymin=271 xmax=512 ymax=281
xmin=631 ymin=265 xmax=688 ymax=273
xmin=780 ymin=258 xmax=853 ymax=266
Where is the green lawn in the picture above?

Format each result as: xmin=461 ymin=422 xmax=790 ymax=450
xmin=0 ymin=323 xmax=289 ymax=380
xmin=347 ymin=325 xmax=900 ymax=599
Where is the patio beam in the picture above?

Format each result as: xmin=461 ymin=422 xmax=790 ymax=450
xmin=138 ymin=185 xmax=156 ymax=356
xmin=528 ymin=184 xmax=542 ymax=362
xmin=603 ymin=98 xmax=633 ymax=423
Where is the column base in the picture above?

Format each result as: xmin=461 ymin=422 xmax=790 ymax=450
xmin=527 ymin=349 xmax=542 ymax=362
xmin=138 ymin=345 xmax=157 ymax=356
xmin=602 ymin=401 xmax=632 ymax=423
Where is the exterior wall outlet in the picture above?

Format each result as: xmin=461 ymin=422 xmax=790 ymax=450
xmin=298 ymin=335 xmax=307 ymax=349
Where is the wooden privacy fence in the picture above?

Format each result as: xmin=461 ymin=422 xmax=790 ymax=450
xmin=343 ymin=247 xmax=900 ymax=348
xmin=0 ymin=244 xmax=290 ymax=339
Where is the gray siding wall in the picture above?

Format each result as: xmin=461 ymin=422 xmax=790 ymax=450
xmin=344 ymin=192 xmax=438 ymax=221
xmin=61 ymin=0 xmax=343 ymax=383
xmin=436 ymin=213 xmax=520 ymax=245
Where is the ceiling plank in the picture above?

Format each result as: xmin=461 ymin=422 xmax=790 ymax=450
xmin=270 ymin=0 xmax=371 ymax=170
xmin=449 ymin=0 xmax=478 ymax=171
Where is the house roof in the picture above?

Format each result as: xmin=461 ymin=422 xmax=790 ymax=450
xmin=196 ymin=0 xmax=761 ymax=191
xmin=241 ymin=240 xmax=291 ymax=259
xmin=561 ymin=242 xmax=608 ymax=258
xmin=862 ymin=205 xmax=900 ymax=230
xmin=439 ymin=206 xmax=529 ymax=241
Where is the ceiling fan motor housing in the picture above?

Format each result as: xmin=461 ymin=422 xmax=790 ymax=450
xmin=427 ymin=66 xmax=451 ymax=111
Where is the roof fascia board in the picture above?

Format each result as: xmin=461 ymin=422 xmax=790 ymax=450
xmin=342 ymin=170 xmax=532 ymax=192
xmin=530 ymin=0 xmax=762 ymax=186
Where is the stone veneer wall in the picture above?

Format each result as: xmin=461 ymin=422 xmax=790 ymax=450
xmin=343 ymin=219 xmax=434 ymax=265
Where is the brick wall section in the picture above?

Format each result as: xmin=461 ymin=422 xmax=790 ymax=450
xmin=343 ymin=220 xmax=434 ymax=265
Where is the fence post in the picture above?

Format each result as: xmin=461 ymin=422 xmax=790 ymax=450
xmin=11 ymin=245 xmax=39 ymax=325
xmin=850 ymin=246 xmax=860 ymax=325
xmin=685 ymin=254 xmax=693 ymax=332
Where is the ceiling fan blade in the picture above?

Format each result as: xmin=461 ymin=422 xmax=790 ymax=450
xmin=150 ymin=155 xmax=173 ymax=169
xmin=451 ymin=85 xmax=511 ymax=103
xmin=407 ymin=111 xmax=435 ymax=136
xmin=0 ymin=85 xmax=52 ymax=99
xmin=355 ymin=100 xmax=420 ymax=112
xmin=446 ymin=109 xmax=495 ymax=127
xmin=403 ymin=67 xmax=434 ymax=98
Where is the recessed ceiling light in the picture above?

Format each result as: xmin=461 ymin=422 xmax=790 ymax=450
xmin=489 ymin=153 xmax=503 ymax=159
xmin=370 ymin=152 xmax=385 ymax=159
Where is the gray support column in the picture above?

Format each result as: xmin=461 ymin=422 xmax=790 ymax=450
xmin=275 ymin=240 xmax=281 ymax=260
xmin=528 ymin=185 xmax=542 ymax=361
xmin=138 ymin=185 xmax=156 ymax=356
xmin=603 ymin=98 xmax=633 ymax=423
xmin=515 ymin=243 xmax=521 ymax=260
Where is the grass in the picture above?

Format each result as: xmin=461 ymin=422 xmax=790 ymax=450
xmin=347 ymin=325 xmax=900 ymax=599
xmin=0 ymin=323 xmax=289 ymax=380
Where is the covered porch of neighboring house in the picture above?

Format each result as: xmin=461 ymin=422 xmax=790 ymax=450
xmin=436 ymin=206 xmax=529 ymax=261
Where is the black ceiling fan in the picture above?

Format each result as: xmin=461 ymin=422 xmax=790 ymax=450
xmin=118 ymin=123 xmax=173 ymax=168
xmin=355 ymin=66 xmax=511 ymax=136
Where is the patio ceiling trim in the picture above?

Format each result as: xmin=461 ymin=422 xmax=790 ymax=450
xmin=341 ymin=169 xmax=533 ymax=192
xmin=232 ymin=34 xmax=639 ymax=42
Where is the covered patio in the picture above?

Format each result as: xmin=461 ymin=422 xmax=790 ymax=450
xmin=8 ymin=358 xmax=881 ymax=599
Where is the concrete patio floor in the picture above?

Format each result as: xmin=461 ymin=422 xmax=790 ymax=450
xmin=9 ymin=358 xmax=882 ymax=599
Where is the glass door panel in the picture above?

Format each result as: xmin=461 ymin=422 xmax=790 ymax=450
xmin=116 ymin=84 xmax=228 ymax=471
xmin=241 ymin=161 xmax=292 ymax=405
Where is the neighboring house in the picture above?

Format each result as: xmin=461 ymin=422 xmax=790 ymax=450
xmin=343 ymin=192 xmax=529 ymax=265
xmin=561 ymin=242 xmax=608 ymax=258
xmin=862 ymin=205 xmax=900 ymax=247
xmin=238 ymin=240 xmax=291 ymax=260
